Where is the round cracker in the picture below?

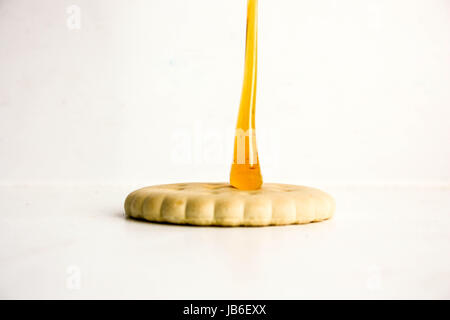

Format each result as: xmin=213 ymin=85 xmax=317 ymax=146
xmin=125 ymin=183 xmax=335 ymax=227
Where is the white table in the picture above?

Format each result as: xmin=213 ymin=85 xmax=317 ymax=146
xmin=0 ymin=184 xmax=449 ymax=299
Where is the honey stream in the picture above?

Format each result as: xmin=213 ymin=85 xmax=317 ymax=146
xmin=230 ymin=0 xmax=263 ymax=190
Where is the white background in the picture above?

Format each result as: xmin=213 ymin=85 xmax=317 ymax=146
xmin=1 ymin=0 xmax=449 ymax=186
xmin=0 ymin=0 xmax=450 ymax=299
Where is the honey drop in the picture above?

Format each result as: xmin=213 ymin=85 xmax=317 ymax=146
xmin=230 ymin=0 xmax=263 ymax=190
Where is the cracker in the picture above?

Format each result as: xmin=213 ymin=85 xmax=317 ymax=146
xmin=125 ymin=183 xmax=335 ymax=227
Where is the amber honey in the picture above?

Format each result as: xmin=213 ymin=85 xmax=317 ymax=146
xmin=230 ymin=0 xmax=263 ymax=190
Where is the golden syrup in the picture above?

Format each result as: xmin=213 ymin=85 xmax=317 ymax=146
xmin=230 ymin=0 xmax=262 ymax=190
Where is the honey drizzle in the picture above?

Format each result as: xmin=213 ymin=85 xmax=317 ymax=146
xmin=230 ymin=0 xmax=263 ymax=190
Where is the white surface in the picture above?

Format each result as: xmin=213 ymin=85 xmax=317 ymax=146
xmin=0 ymin=185 xmax=449 ymax=299
xmin=0 ymin=0 xmax=450 ymax=185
